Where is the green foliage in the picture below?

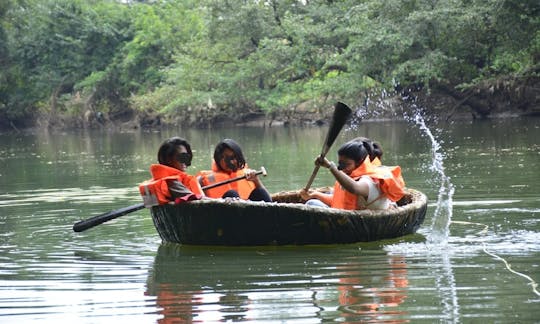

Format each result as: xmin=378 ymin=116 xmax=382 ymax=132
xmin=1 ymin=0 xmax=539 ymax=127
xmin=2 ymin=0 xmax=133 ymax=121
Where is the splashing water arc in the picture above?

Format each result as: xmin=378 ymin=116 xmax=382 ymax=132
xmin=413 ymin=114 xmax=455 ymax=243
xmin=350 ymin=95 xmax=455 ymax=243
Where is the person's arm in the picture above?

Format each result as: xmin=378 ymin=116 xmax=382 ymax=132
xmin=244 ymin=168 xmax=263 ymax=187
xmin=244 ymin=168 xmax=270 ymax=195
xmin=245 ymin=168 xmax=271 ymax=196
xmin=299 ymin=189 xmax=333 ymax=206
xmin=318 ymin=157 xmax=369 ymax=200
xmin=197 ymin=175 xmax=204 ymax=187
xmin=166 ymin=179 xmax=193 ymax=198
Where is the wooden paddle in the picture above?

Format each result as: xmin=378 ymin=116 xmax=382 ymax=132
xmin=304 ymin=102 xmax=352 ymax=191
xmin=72 ymin=167 xmax=267 ymax=232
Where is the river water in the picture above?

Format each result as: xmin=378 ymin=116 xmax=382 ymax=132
xmin=0 ymin=115 xmax=539 ymax=323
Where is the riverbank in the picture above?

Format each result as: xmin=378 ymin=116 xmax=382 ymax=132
xmin=56 ymin=87 xmax=540 ymax=131
xmin=2 ymin=80 xmax=539 ymax=134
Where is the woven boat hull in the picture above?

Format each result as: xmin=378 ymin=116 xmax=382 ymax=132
xmin=150 ymin=188 xmax=427 ymax=245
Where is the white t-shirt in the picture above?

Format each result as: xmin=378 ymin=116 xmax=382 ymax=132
xmin=357 ymin=175 xmax=391 ymax=210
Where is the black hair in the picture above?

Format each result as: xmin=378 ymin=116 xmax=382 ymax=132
xmin=213 ymin=138 xmax=246 ymax=171
xmin=337 ymin=140 xmax=369 ymax=165
xmin=354 ymin=137 xmax=383 ymax=162
xmin=157 ymin=137 xmax=192 ymax=166
xmin=372 ymin=141 xmax=383 ymax=160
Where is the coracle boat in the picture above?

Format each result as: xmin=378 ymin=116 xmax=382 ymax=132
xmin=150 ymin=188 xmax=427 ymax=246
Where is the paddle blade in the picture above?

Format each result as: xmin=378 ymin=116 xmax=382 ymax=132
xmin=304 ymin=102 xmax=352 ymax=191
xmin=321 ymin=101 xmax=352 ymax=156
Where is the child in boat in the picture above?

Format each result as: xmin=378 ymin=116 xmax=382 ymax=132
xmin=139 ymin=137 xmax=204 ymax=206
xmin=197 ymin=138 xmax=272 ymax=202
xmin=299 ymin=138 xmax=404 ymax=210
xmin=353 ymin=136 xmax=383 ymax=166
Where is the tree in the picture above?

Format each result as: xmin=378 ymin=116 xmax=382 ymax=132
xmin=2 ymin=0 xmax=538 ymax=129
xmin=2 ymin=0 xmax=132 ymax=126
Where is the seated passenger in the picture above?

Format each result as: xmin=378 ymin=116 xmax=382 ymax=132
xmin=139 ymin=137 xmax=203 ymax=206
xmin=198 ymin=139 xmax=272 ymax=202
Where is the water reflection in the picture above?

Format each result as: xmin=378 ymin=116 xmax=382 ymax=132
xmin=146 ymin=244 xmax=411 ymax=323
xmin=336 ymin=255 xmax=409 ymax=323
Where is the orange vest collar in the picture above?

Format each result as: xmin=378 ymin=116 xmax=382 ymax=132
xmin=331 ymin=158 xmax=372 ymax=210
xmin=150 ymin=164 xmax=187 ymax=180
xmin=349 ymin=157 xmax=373 ymax=179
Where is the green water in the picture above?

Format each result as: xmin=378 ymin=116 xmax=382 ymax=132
xmin=0 ymin=117 xmax=539 ymax=323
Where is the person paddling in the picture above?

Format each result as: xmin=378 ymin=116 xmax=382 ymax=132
xmin=198 ymin=138 xmax=272 ymax=202
xmin=299 ymin=139 xmax=405 ymax=210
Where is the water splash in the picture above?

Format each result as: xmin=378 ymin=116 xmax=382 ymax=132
xmin=413 ymin=114 xmax=455 ymax=243
xmin=350 ymin=92 xmax=456 ymax=243
xmin=384 ymin=95 xmax=539 ymax=316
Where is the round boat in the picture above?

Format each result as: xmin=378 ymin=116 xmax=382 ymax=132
xmin=150 ymin=188 xmax=427 ymax=245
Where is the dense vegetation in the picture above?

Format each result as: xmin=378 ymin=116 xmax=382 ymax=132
xmin=1 ymin=0 xmax=538 ymax=129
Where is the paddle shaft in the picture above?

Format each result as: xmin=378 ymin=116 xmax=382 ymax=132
xmin=304 ymin=102 xmax=352 ymax=190
xmin=201 ymin=167 xmax=266 ymax=190
xmin=72 ymin=167 xmax=267 ymax=232
xmin=72 ymin=203 xmax=146 ymax=232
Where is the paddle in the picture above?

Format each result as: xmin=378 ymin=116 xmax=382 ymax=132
xmin=304 ymin=102 xmax=352 ymax=191
xmin=72 ymin=167 xmax=268 ymax=232
xmin=202 ymin=166 xmax=267 ymax=190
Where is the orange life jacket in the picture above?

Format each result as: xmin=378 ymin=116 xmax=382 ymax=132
xmin=331 ymin=161 xmax=366 ymax=210
xmin=371 ymin=164 xmax=406 ymax=202
xmin=138 ymin=164 xmax=202 ymax=206
xmin=197 ymin=162 xmax=256 ymax=199
xmin=331 ymin=158 xmax=406 ymax=210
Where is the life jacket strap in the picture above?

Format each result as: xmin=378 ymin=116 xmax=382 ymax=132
xmin=357 ymin=194 xmax=385 ymax=210
xmin=141 ymin=184 xmax=159 ymax=207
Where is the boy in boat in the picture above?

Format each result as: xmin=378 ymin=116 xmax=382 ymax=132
xmin=139 ymin=137 xmax=204 ymax=206
xmin=299 ymin=138 xmax=405 ymax=210
xmin=197 ymin=138 xmax=272 ymax=202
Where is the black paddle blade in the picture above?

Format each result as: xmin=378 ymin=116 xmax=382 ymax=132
xmin=321 ymin=102 xmax=352 ymax=155
xmin=304 ymin=102 xmax=353 ymax=191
